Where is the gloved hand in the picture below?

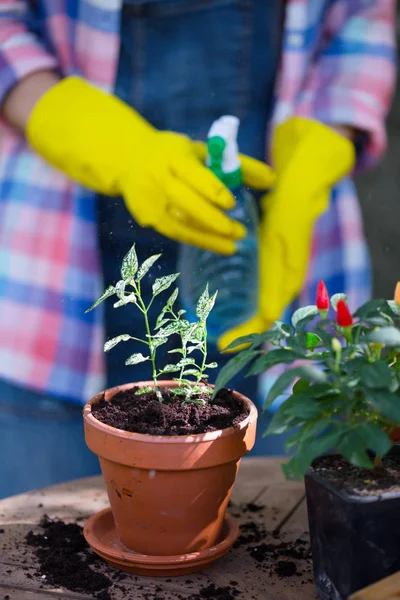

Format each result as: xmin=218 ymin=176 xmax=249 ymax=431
xmin=218 ymin=117 xmax=356 ymax=350
xmin=27 ymin=76 xmax=275 ymax=254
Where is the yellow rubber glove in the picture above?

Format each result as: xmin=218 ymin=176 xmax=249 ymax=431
xmin=218 ymin=117 xmax=356 ymax=350
xmin=27 ymin=76 xmax=275 ymax=254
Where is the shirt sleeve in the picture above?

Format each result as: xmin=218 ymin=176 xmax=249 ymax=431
xmin=0 ymin=2 xmax=59 ymax=107
xmin=294 ymin=0 xmax=396 ymax=169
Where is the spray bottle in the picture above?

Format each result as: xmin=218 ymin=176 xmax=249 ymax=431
xmin=178 ymin=115 xmax=259 ymax=342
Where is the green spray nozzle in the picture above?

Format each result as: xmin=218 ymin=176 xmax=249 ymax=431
xmin=206 ymin=117 xmax=243 ymax=189
xmin=207 ymin=135 xmax=226 ymax=181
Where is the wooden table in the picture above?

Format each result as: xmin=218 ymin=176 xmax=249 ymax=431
xmin=0 ymin=458 xmax=318 ymax=600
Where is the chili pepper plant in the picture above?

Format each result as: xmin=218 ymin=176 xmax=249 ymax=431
xmin=215 ymin=281 xmax=400 ymax=600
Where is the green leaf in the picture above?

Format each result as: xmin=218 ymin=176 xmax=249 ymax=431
xmin=166 ymin=287 xmax=179 ymax=310
xmin=357 ymin=422 xmax=392 ymax=456
xmin=355 ymin=299 xmax=387 ymax=320
xmin=172 ymin=388 xmax=189 ymax=396
xmin=162 ymin=363 xmax=181 ymax=373
xmin=104 ymin=334 xmax=133 ymax=352
xmin=368 ymin=316 xmax=394 ymax=327
xmin=136 ymin=253 xmax=161 ymax=280
xmin=199 ymin=385 xmax=213 ymax=394
xmin=283 ymin=394 xmax=326 ymax=419
xmin=366 ymin=390 xmax=400 ymax=423
xmin=155 ymin=321 xmax=184 ymax=338
xmin=176 ymin=358 xmax=196 ymax=367
xmin=135 ymin=386 xmax=153 ymax=395
xmin=168 ymin=348 xmax=184 ymax=355
xmin=291 ymin=305 xmax=318 ymax=329
xmin=113 ymin=291 xmax=136 ymax=307
xmin=285 ymin=419 xmax=330 ymax=451
xmin=221 ymin=331 xmax=275 ymax=353
xmin=338 ymin=431 xmax=374 ymax=469
xmin=266 ymin=410 xmax=301 ymax=435
xmin=331 ymin=293 xmax=348 ymax=311
xmin=182 ymin=369 xmax=201 ymax=376
xmin=306 ymin=333 xmax=321 ymax=351
xmin=387 ymin=300 xmax=400 ymax=316
xmin=368 ymin=327 xmax=400 ymax=347
xmin=125 ymin=353 xmax=149 ymax=366
xmin=213 ymin=350 xmax=259 ymax=396
xmin=282 ymin=429 xmax=343 ymax=478
xmin=206 ymin=362 xmax=218 ymax=369
xmin=196 ymin=285 xmax=217 ymax=321
xmin=264 ymin=368 xmax=301 ymax=409
xmin=85 ymin=286 xmax=115 ymax=313
xmin=360 ymin=361 xmax=392 ymax=389
xmin=247 ymin=349 xmax=303 ymax=377
xmin=293 ymin=379 xmax=310 ymax=394
xmin=188 ymin=344 xmax=202 ymax=354
xmin=152 ymin=273 xmax=180 ymax=297
xmin=155 ymin=317 xmax=170 ymax=330
xmin=273 ymin=321 xmax=292 ymax=337
xmin=298 ymin=364 xmax=327 ymax=383
xmin=264 ymin=365 xmax=326 ymax=409
xmin=115 ymin=280 xmax=126 ymax=299
xmin=149 ymin=337 xmax=167 ymax=351
xmin=121 ymin=244 xmax=138 ymax=280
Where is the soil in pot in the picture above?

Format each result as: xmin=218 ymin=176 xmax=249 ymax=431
xmin=311 ymin=454 xmax=400 ymax=496
xmin=91 ymin=386 xmax=247 ymax=435
xmin=306 ymin=452 xmax=400 ymax=600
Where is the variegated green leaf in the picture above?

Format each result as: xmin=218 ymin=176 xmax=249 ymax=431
xmin=196 ymin=285 xmax=218 ymax=321
xmin=113 ymin=291 xmax=137 ymax=308
xmin=85 ymin=286 xmax=115 ymax=313
xmin=136 ymin=254 xmax=161 ymax=280
xmin=149 ymin=337 xmax=167 ymax=351
xmin=166 ymin=287 xmax=179 ymax=309
xmin=135 ymin=386 xmax=153 ymax=395
xmin=152 ymin=273 xmax=180 ymax=297
xmin=125 ymin=353 xmax=149 ymax=366
xmin=121 ymin=244 xmax=138 ymax=280
xmin=155 ymin=321 xmax=184 ymax=338
xmin=104 ymin=334 xmax=133 ymax=352
xmin=162 ymin=363 xmax=181 ymax=373
xmin=172 ymin=387 xmax=188 ymax=396
xmin=115 ymin=280 xmax=126 ymax=299
xmin=176 ymin=358 xmax=196 ymax=367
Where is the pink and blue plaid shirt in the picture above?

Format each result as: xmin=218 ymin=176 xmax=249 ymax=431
xmin=0 ymin=0 xmax=396 ymax=404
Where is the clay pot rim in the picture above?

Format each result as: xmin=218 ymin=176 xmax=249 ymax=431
xmin=83 ymin=380 xmax=257 ymax=445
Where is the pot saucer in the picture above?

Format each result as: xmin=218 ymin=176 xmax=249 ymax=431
xmin=84 ymin=508 xmax=239 ymax=577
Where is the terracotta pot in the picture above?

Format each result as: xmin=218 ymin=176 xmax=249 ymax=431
xmin=83 ymin=380 xmax=257 ymax=556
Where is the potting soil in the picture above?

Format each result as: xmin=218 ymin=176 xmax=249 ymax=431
xmin=92 ymin=386 xmax=247 ymax=435
xmin=311 ymin=455 xmax=400 ymax=496
xmin=23 ymin=506 xmax=313 ymax=599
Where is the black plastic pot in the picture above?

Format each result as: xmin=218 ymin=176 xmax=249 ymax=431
xmin=305 ymin=450 xmax=400 ymax=600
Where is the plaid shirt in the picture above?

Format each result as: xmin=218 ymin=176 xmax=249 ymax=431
xmin=0 ymin=0 xmax=396 ymax=404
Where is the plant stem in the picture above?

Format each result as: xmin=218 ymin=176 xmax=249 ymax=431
xmin=196 ymin=320 xmax=209 ymax=390
xmin=134 ymin=281 xmax=162 ymax=402
xmin=374 ymin=453 xmax=383 ymax=469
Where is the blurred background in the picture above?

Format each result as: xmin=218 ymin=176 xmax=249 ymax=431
xmin=357 ymin=14 xmax=400 ymax=299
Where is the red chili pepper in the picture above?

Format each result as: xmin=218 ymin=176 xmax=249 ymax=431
xmin=336 ymin=299 xmax=353 ymax=328
xmin=316 ymin=280 xmax=329 ymax=311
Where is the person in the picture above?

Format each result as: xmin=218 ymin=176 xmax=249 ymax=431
xmin=0 ymin=0 xmax=396 ymax=497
